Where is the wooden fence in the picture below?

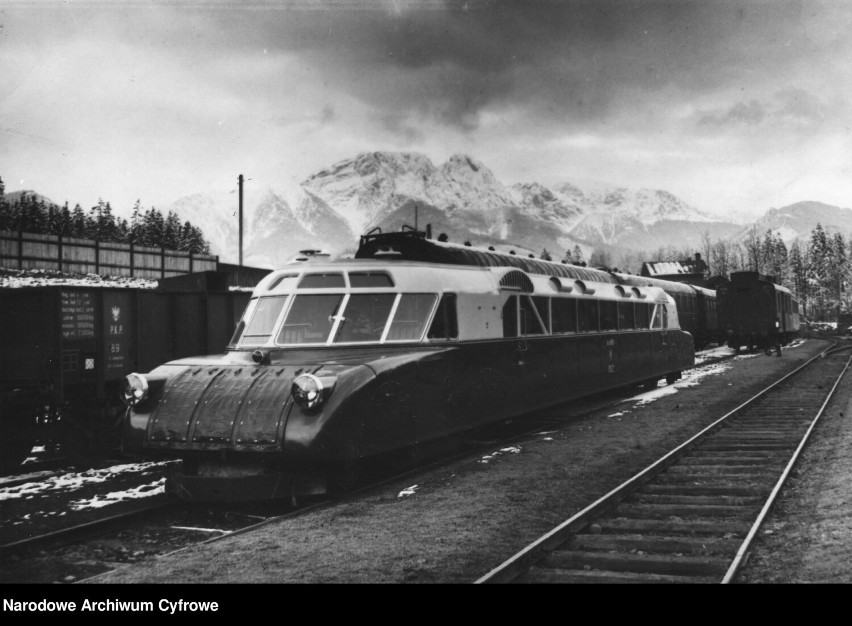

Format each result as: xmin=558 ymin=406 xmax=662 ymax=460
xmin=0 ymin=230 xmax=218 ymax=279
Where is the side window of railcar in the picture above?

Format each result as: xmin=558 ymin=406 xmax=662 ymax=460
xmin=650 ymin=304 xmax=668 ymax=329
xmin=635 ymin=302 xmax=650 ymax=329
xmin=276 ymin=294 xmax=343 ymax=344
xmin=241 ymin=296 xmax=289 ymax=344
xmin=333 ymin=293 xmax=396 ymax=343
xmin=520 ymin=296 xmax=546 ymax=336
xmin=600 ymin=300 xmax=617 ymax=331
xmin=428 ymin=293 xmax=458 ymax=340
xmin=551 ymin=297 xmax=576 ymax=334
xmin=617 ymin=301 xmax=634 ymax=330
xmin=577 ymin=300 xmax=598 ymax=332
xmin=502 ymin=295 xmax=518 ymax=338
xmin=386 ymin=294 xmax=437 ymax=341
xmin=532 ymin=296 xmax=550 ymax=333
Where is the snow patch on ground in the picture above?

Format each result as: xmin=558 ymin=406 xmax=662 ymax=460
xmin=68 ymin=478 xmax=166 ymax=510
xmin=479 ymin=446 xmax=522 ymax=464
xmin=0 ymin=462 xmax=168 ymax=502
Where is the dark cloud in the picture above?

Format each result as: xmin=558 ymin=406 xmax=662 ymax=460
xmin=22 ymin=1 xmax=848 ymax=136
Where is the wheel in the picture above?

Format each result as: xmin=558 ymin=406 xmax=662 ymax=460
xmin=642 ymin=379 xmax=659 ymax=392
xmin=665 ymin=372 xmax=680 ymax=385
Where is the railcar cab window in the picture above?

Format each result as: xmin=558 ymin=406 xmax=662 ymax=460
xmin=240 ymin=295 xmax=289 ymax=343
xmin=267 ymin=274 xmax=299 ymax=291
xmin=278 ymin=293 xmax=342 ymax=344
xmin=387 ymin=294 xmax=437 ymax=341
xmin=332 ymin=293 xmax=395 ymax=343
xmin=298 ymin=273 xmax=345 ymax=289
xmin=349 ymin=272 xmax=394 ymax=288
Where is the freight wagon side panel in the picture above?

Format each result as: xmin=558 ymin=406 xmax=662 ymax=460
xmin=0 ymin=289 xmax=59 ymax=386
xmin=205 ymin=292 xmax=238 ymax=354
xmin=174 ymin=293 xmax=205 ymax=358
xmin=137 ymin=291 xmax=173 ymax=373
xmin=58 ymin=288 xmax=100 ymax=393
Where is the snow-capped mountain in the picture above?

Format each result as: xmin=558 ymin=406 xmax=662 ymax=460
xmin=733 ymin=201 xmax=852 ymax=246
xmin=164 ymin=150 xmax=743 ymax=267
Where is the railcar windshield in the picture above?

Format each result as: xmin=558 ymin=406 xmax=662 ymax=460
xmin=231 ymin=292 xmax=439 ymax=346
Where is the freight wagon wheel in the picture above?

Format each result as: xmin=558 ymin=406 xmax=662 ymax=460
xmin=642 ymin=378 xmax=659 ymax=392
xmin=0 ymin=399 xmax=38 ymax=473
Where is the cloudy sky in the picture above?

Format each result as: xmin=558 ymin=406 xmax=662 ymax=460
xmin=2 ymin=0 xmax=851 ymax=222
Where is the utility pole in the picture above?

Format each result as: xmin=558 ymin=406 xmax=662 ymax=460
xmin=238 ymin=174 xmax=244 ymax=268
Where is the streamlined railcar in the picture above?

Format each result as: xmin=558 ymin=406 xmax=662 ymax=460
xmin=717 ymin=271 xmax=800 ymax=352
xmin=121 ymin=252 xmax=694 ymax=502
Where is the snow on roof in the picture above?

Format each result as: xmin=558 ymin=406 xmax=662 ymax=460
xmin=0 ymin=269 xmax=157 ymax=289
xmin=642 ymin=261 xmax=698 ymax=276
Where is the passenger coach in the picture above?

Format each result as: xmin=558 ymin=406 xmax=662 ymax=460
xmin=121 ymin=250 xmax=693 ymax=502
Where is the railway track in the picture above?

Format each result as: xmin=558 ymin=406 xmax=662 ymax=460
xmin=476 ymin=342 xmax=851 ymax=584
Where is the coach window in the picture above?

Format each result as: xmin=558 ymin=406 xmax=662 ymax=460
xmin=502 ymin=295 xmax=518 ymax=337
xmin=520 ymin=296 xmax=546 ymax=336
xmin=241 ymin=295 xmax=289 ymax=344
xmin=428 ymin=293 xmax=458 ymax=340
xmin=578 ymin=300 xmax=598 ymax=333
xmin=551 ymin=297 xmax=576 ymax=334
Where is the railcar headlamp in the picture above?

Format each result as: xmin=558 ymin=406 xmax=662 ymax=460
xmin=121 ymin=373 xmax=149 ymax=407
xmin=291 ymin=374 xmax=325 ymax=410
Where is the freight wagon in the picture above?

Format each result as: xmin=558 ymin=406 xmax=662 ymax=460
xmin=0 ymin=271 xmax=250 ymax=472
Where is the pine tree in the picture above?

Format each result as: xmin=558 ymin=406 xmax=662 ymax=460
xmin=163 ymin=210 xmax=182 ymax=250
xmin=70 ymin=204 xmax=86 ymax=238
xmin=807 ymin=224 xmax=830 ymax=319
xmin=128 ymin=199 xmax=143 ymax=245
xmin=540 ymin=248 xmax=552 ymax=261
